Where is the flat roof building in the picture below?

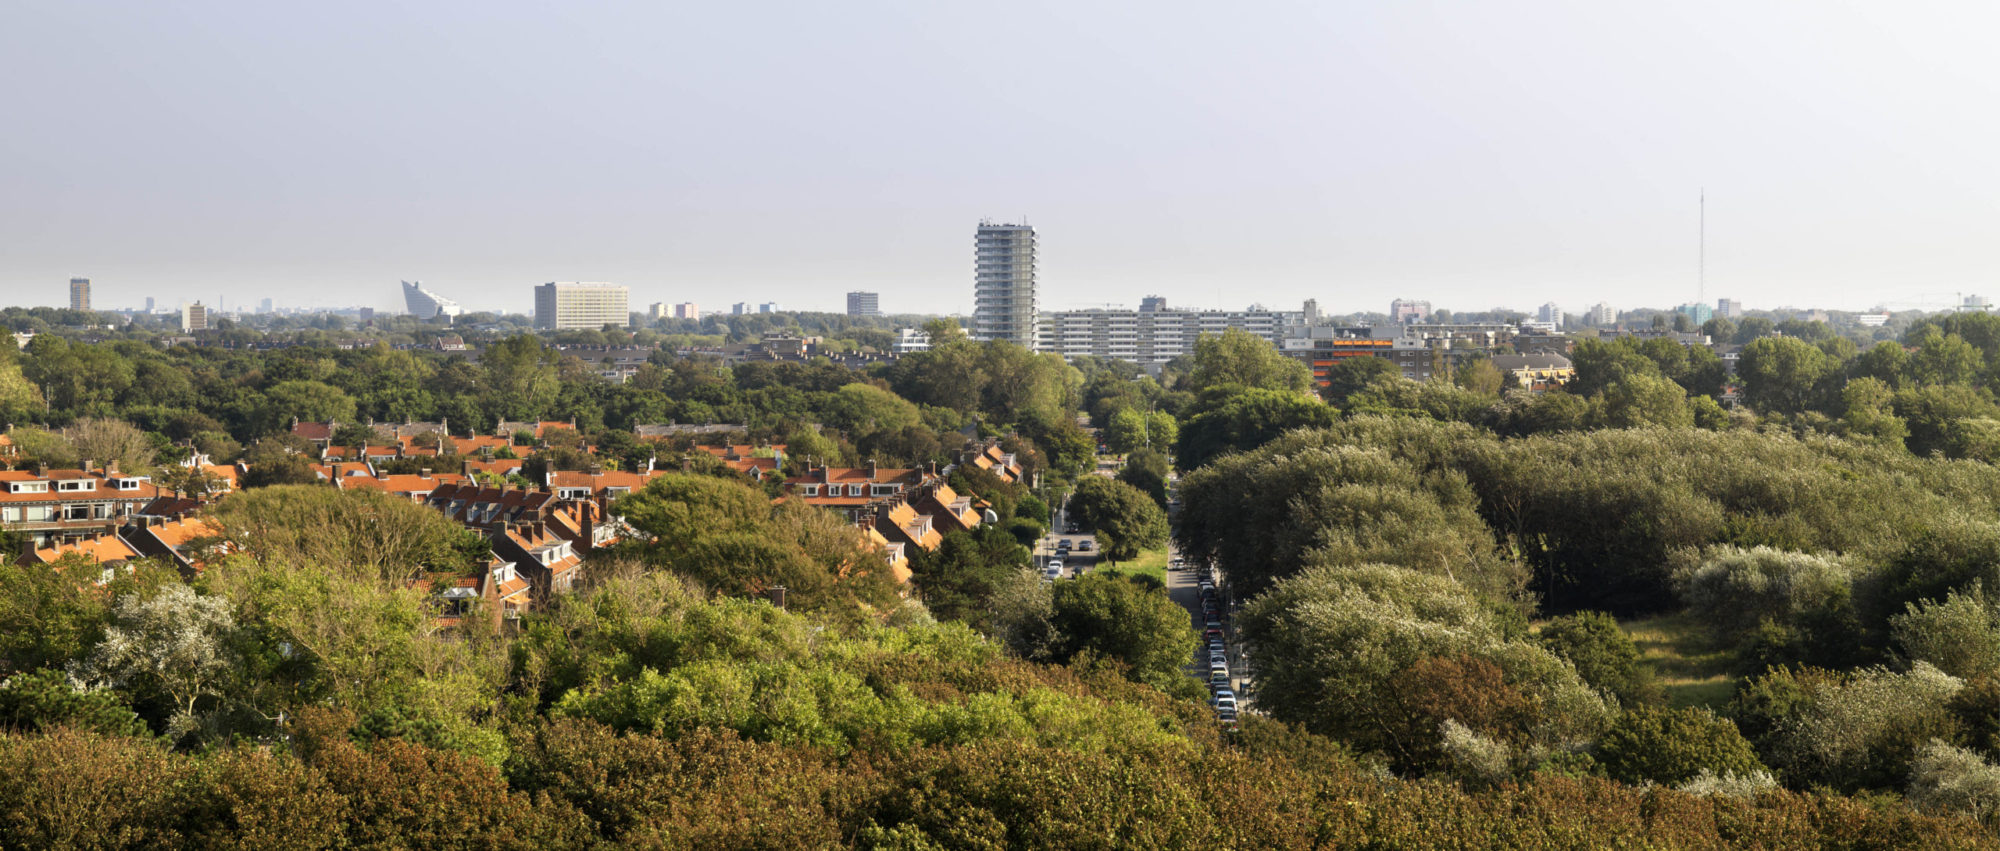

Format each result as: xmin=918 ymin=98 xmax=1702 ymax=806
xmin=847 ymin=291 xmax=880 ymax=316
xmin=534 ymin=282 xmax=629 ymax=330
xmin=973 ymin=221 xmax=1037 ymax=348
xmin=69 ymin=277 xmax=90 ymax=312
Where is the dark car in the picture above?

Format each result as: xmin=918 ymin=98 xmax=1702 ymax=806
xmin=1078 ymin=540 xmax=1093 ymax=551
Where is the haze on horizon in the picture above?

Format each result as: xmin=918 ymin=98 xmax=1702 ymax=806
xmin=4 ymin=1 xmax=1997 ymax=318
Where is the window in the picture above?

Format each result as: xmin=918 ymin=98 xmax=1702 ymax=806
xmin=0 ymin=507 xmax=17 ymax=522
xmin=63 ymin=505 xmax=91 ymax=521
xmin=849 ymin=484 xmax=863 ymax=497
xmin=9 ymin=482 xmax=47 ymax=494
xmin=58 ymin=480 xmax=93 ymax=492
xmin=803 ymin=485 xmax=819 ymax=496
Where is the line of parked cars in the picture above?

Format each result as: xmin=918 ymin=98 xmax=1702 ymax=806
xmin=1178 ymin=555 xmax=1239 ymax=727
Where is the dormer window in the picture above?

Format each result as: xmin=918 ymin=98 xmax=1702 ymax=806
xmin=848 ymin=484 xmax=863 ymax=497
xmin=803 ymin=485 xmax=819 ymax=496
xmin=9 ymin=481 xmax=47 ymax=494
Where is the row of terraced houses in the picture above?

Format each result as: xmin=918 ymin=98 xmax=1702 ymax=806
xmin=10 ymin=418 xmax=1022 ymax=628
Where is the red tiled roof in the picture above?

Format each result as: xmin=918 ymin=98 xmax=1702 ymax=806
xmin=34 ymin=533 xmax=141 ymax=564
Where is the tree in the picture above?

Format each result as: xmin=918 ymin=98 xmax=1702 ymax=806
xmin=65 ymin=418 xmax=157 ymax=472
xmin=1734 ymin=316 xmax=1776 ymax=344
xmin=909 ymin=527 xmax=1031 ymax=631
xmin=1048 ymin=573 xmax=1198 ymax=692
xmin=1116 ymin=448 xmax=1171 ymax=508
xmin=1737 ymin=336 xmax=1837 ymax=415
xmin=240 ymin=439 xmax=319 ymax=488
xmin=81 ymin=584 xmax=238 ymax=738
xmin=1320 ymin=356 xmax=1401 ymax=406
xmin=1067 ymin=477 xmax=1167 ymax=563
xmin=1181 ymin=328 xmax=1311 ymax=395
xmin=211 ymin=486 xmax=486 ymax=587
xmin=1174 ymin=388 xmax=1335 ymax=471
xmin=1102 ymin=407 xmax=1177 ymax=455
xmin=1594 ymin=373 xmax=1693 ymax=429
xmin=261 ymin=380 xmax=358 ymax=435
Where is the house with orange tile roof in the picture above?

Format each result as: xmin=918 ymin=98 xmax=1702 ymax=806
xmin=123 ymin=515 xmax=233 ymax=576
xmin=875 ymin=500 xmax=944 ymax=553
xmin=492 ymin=524 xmax=585 ymax=601
xmin=20 ymin=530 xmax=143 ymax=568
xmin=912 ymin=481 xmax=985 ymax=535
xmin=334 ymin=470 xmax=468 ymax=502
xmin=858 ymin=523 xmax=911 ymax=584
xmin=426 ymin=554 xmax=533 ymax=629
xmin=545 ymin=469 xmax=661 ymax=501
xmin=452 ymin=435 xmax=512 ymax=456
xmin=693 ymin=444 xmax=786 ymax=482
xmin=965 ymin=443 xmax=1025 ymax=484
xmin=783 ymin=463 xmax=932 ymax=522
xmin=0 ymin=465 xmax=165 ymax=547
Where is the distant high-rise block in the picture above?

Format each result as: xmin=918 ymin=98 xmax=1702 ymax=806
xmin=1140 ymin=295 xmax=1168 ymax=313
xmin=69 ymin=277 xmax=90 ymax=311
xmin=403 ymin=280 xmax=463 ymax=319
xmin=973 ymin=221 xmax=1037 ymax=347
xmin=732 ymin=303 xmax=748 ymax=315
xmin=259 ymin=298 xmax=274 ymax=314
xmin=1536 ymin=302 xmax=1563 ymax=328
xmin=674 ymin=302 xmax=699 ymax=320
xmin=758 ymin=302 xmax=781 ymax=314
xmin=144 ymin=296 xmax=155 ymax=314
xmin=1716 ymin=298 xmax=1744 ymax=319
xmin=534 ymin=282 xmax=630 ymax=330
xmin=181 ymin=302 xmax=209 ymax=333
xmin=1391 ymin=298 xmax=1430 ymax=324
xmin=846 ymin=291 xmax=880 ymax=316
xmin=1677 ymin=302 xmax=1715 ymax=325
xmin=648 ymin=302 xmax=669 ymax=320
xmin=1589 ymin=302 xmax=1616 ymax=326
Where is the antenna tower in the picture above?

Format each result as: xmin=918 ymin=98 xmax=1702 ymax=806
xmin=1698 ymin=189 xmax=1706 ymax=307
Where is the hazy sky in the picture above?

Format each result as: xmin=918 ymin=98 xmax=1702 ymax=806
xmin=5 ymin=2 xmax=1998 ymax=316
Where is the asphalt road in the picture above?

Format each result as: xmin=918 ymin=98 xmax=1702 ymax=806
xmin=1163 ymin=502 xmax=1251 ymax=712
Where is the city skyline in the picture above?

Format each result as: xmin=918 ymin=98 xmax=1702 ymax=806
xmin=6 ymin=4 xmax=2000 ymax=315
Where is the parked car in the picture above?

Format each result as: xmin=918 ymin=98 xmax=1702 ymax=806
xmin=1214 ymin=696 xmax=1238 ymax=712
xmin=1078 ymin=540 xmax=1093 ymax=551
xmin=1041 ymin=565 xmax=1062 ymax=581
xmin=1210 ymin=688 xmax=1235 ymax=707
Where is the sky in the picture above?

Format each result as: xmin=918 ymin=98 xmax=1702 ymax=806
xmin=4 ymin=1 xmax=1999 ymax=317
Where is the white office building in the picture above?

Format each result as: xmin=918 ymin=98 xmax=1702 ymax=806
xmin=534 ymin=282 xmax=630 ymax=330
xmin=973 ymin=221 xmax=1037 ymax=347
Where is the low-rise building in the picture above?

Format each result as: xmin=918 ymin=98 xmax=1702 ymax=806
xmin=1490 ymin=353 xmax=1577 ymax=391
xmin=0 ymin=466 xmax=165 ymax=547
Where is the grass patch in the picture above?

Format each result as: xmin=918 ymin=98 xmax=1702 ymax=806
xmin=1093 ymin=546 xmax=1168 ymax=585
xmin=1621 ymin=612 xmax=1739 ymax=708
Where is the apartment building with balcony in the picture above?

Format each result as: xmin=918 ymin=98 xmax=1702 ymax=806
xmin=972 ymin=221 xmax=1037 ymax=347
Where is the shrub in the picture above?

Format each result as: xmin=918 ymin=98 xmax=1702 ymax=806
xmin=1537 ymin=611 xmax=1659 ymax=706
xmin=1594 ymin=705 xmax=1765 ymax=785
